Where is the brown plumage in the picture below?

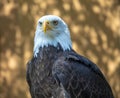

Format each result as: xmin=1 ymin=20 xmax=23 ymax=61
xmin=26 ymin=15 xmax=114 ymax=98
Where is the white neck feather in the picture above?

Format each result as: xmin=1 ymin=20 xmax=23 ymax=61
xmin=33 ymin=29 xmax=72 ymax=57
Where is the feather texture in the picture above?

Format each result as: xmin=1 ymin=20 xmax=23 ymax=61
xmin=26 ymin=45 xmax=114 ymax=98
xmin=26 ymin=15 xmax=114 ymax=98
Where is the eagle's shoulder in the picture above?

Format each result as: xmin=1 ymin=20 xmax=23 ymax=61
xmin=26 ymin=49 xmax=113 ymax=98
xmin=52 ymin=50 xmax=112 ymax=97
xmin=53 ymin=50 xmax=105 ymax=81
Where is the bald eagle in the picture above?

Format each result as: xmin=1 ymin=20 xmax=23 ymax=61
xmin=26 ymin=15 xmax=114 ymax=98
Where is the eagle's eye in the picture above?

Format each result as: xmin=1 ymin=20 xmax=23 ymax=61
xmin=39 ymin=22 xmax=42 ymax=26
xmin=53 ymin=20 xmax=58 ymax=25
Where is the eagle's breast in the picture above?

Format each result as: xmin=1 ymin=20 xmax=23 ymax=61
xmin=30 ymin=45 xmax=63 ymax=97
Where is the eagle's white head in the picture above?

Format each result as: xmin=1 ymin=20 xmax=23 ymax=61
xmin=34 ymin=15 xmax=72 ymax=56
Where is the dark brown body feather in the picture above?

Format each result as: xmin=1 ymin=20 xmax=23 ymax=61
xmin=26 ymin=45 xmax=114 ymax=98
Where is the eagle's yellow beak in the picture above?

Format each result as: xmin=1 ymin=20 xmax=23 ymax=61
xmin=43 ymin=20 xmax=52 ymax=33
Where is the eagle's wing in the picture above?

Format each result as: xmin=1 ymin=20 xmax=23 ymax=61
xmin=52 ymin=51 xmax=114 ymax=98
xmin=26 ymin=58 xmax=45 ymax=98
xmin=26 ymin=60 xmax=32 ymax=90
xmin=26 ymin=59 xmax=38 ymax=98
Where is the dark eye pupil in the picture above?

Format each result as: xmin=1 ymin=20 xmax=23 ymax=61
xmin=39 ymin=22 xmax=42 ymax=25
xmin=53 ymin=21 xmax=58 ymax=25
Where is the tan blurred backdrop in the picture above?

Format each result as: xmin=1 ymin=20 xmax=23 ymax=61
xmin=0 ymin=0 xmax=120 ymax=98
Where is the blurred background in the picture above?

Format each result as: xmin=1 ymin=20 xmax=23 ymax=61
xmin=0 ymin=0 xmax=120 ymax=98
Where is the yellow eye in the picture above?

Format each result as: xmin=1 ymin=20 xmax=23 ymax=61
xmin=53 ymin=20 xmax=58 ymax=25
